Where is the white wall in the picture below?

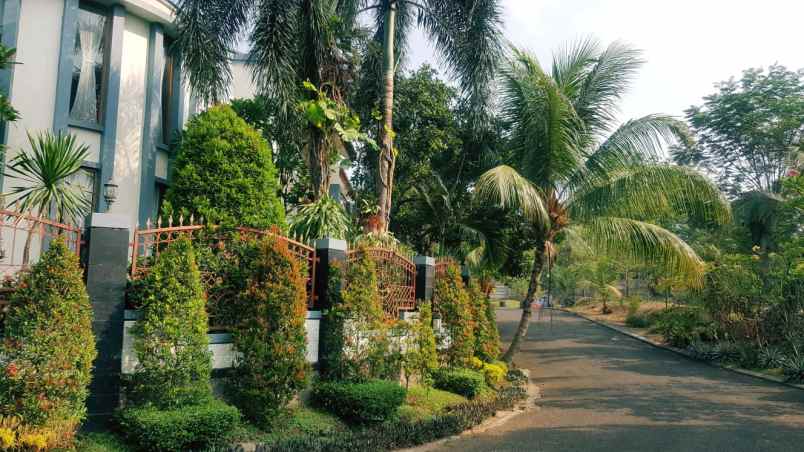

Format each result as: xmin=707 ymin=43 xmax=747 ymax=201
xmin=228 ymin=60 xmax=258 ymax=101
xmin=108 ymin=14 xmax=149 ymax=230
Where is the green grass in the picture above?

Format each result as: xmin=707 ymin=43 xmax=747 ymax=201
xmin=75 ymin=432 xmax=131 ymax=452
xmin=398 ymin=385 xmax=468 ymax=422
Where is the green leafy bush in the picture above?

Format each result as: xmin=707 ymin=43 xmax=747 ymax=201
xmin=434 ymin=264 xmax=474 ymax=366
xmin=166 ymin=104 xmax=285 ymax=228
xmin=782 ymin=352 xmax=804 ymax=383
xmin=127 ymin=238 xmax=212 ymax=408
xmin=312 ymin=380 xmax=407 ymax=423
xmin=0 ymin=238 xmax=96 ymax=448
xmin=401 ymin=302 xmax=438 ymax=388
xmin=467 ymin=280 xmax=501 ymax=361
xmin=432 ymin=368 xmax=486 ymax=399
xmin=227 ymin=236 xmax=309 ymax=427
xmin=289 ymin=195 xmax=352 ymax=244
xmin=259 ymin=380 xmax=527 ymax=451
xmin=625 ymin=312 xmax=652 ymax=328
xmin=321 ymin=251 xmax=392 ymax=382
xmin=652 ymin=307 xmax=714 ymax=348
xmin=469 ymin=358 xmax=508 ymax=388
xmin=759 ymin=346 xmax=785 ymax=369
xmin=117 ymin=399 xmax=240 ymax=452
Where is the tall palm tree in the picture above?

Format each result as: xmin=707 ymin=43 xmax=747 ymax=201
xmin=174 ymin=0 xmax=362 ymax=199
xmin=356 ymin=0 xmax=504 ymax=232
xmin=4 ymin=132 xmax=91 ymax=264
xmin=476 ymin=41 xmax=732 ymax=363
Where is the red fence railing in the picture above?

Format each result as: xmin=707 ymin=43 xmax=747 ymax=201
xmin=0 ymin=209 xmax=83 ymax=279
xmin=130 ymin=219 xmax=318 ymax=320
xmin=435 ymin=257 xmax=457 ymax=279
xmin=348 ymin=247 xmax=416 ymax=320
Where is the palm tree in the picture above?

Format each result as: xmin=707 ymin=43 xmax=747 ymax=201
xmin=357 ymin=0 xmax=504 ymax=232
xmin=174 ymin=0 xmax=362 ymax=199
xmin=4 ymin=132 xmax=91 ymax=264
xmin=476 ymin=41 xmax=732 ymax=363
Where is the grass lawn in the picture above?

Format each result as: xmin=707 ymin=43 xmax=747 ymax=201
xmin=231 ymin=406 xmax=347 ymax=444
xmin=76 ymin=432 xmax=131 ymax=452
xmin=398 ymin=385 xmax=468 ymax=422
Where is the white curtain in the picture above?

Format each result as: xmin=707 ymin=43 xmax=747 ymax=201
xmin=71 ymin=23 xmax=99 ymax=122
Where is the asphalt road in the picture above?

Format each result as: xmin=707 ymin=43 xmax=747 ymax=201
xmin=434 ymin=309 xmax=804 ymax=452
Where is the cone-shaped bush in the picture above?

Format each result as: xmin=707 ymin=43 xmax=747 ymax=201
xmin=434 ymin=263 xmax=474 ymax=366
xmin=0 ymin=238 xmax=96 ymax=448
xmin=166 ymin=104 xmax=285 ymax=228
xmin=228 ymin=236 xmax=308 ymax=427
xmin=467 ymin=280 xmax=501 ymax=361
xmin=129 ymin=237 xmax=212 ymax=408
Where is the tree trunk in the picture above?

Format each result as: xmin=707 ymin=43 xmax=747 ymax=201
xmin=502 ymin=243 xmax=547 ymax=364
xmin=308 ymin=127 xmax=329 ymax=200
xmin=375 ymin=1 xmax=397 ymax=233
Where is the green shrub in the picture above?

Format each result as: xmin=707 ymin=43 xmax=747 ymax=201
xmin=227 ymin=236 xmax=309 ymax=427
xmin=625 ymin=313 xmax=652 ymax=328
xmin=166 ymin=104 xmax=285 ymax=228
xmin=652 ymin=307 xmax=714 ymax=348
xmin=321 ymin=251 xmax=392 ymax=382
xmin=312 ymin=380 xmax=407 ymax=423
xmin=759 ymin=346 xmax=785 ymax=369
xmin=117 ymin=399 xmax=240 ymax=452
xmin=289 ymin=195 xmax=352 ymax=244
xmin=259 ymin=380 xmax=527 ymax=451
xmin=0 ymin=238 xmax=96 ymax=448
xmin=782 ymin=352 xmax=804 ymax=383
xmin=432 ymin=368 xmax=486 ymax=399
xmin=467 ymin=280 xmax=501 ymax=361
xmin=626 ymin=297 xmax=641 ymax=317
xmin=434 ymin=264 xmax=474 ymax=366
xmin=127 ymin=237 xmax=212 ymax=408
xmin=401 ymin=302 xmax=438 ymax=388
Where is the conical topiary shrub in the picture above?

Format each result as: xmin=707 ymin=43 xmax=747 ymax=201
xmin=0 ymin=238 xmax=96 ymax=449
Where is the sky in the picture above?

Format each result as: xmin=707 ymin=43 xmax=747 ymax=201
xmin=405 ymin=0 xmax=804 ymax=122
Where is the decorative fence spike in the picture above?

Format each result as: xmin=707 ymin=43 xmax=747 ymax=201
xmin=146 ymin=218 xmax=152 ymax=229
xmin=189 ymin=213 xmax=195 ymax=225
xmin=157 ymin=216 xmax=162 ymax=228
xmin=168 ymin=216 xmax=173 ymax=227
xmin=179 ymin=214 xmax=184 ymax=226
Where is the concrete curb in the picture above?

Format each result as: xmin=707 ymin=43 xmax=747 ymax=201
xmin=559 ymin=308 xmax=804 ymax=392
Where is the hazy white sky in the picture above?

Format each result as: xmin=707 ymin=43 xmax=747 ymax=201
xmin=405 ymin=0 xmax=804 ymax=122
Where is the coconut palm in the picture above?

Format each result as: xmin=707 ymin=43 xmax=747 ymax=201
xmin=4 ymin=131 xmax=91 ymax=264
xmin=476 ymin=41 xmax=732 ymax=363
xmin=174 ymin=0 xmax=363 ymax=199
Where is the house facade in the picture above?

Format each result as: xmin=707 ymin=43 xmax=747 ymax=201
xmin=0 ymin=0 xmax=258 ymax=237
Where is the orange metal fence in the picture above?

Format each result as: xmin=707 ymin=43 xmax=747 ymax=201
xmin=130 ymin=218 xmax=318 ymax=322
xmin=348 ymin=247 xmax=416 ymax=320
xmin=0 ymin=209 xmax=83 ymax=279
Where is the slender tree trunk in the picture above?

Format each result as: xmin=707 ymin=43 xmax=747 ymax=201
xmin=308 ymin=127 xmax=329 ymax=200
xmin=376 ymin=1 xmax=397 ymax=232
xmin=502 ymin=242 xmax=547 ymax=364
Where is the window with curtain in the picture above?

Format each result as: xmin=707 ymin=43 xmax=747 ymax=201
xmin=160 ymin=39 xmax=176 ymax=146
xmin=69 ymin=7 xmax=108 ymax=125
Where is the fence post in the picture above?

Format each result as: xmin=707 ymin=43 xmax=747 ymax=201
xmin=461 ymin=264 xmax=471 ymax=285
xmin=314 ymin=238 xmax=347 ymax=373
xmin=414 ymin=256 xmax=435 ymax=303
xmin=84 ymin=213 xmax=130 ymax=428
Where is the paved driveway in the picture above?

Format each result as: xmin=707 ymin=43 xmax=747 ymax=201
xmin=434 ymin=309 xmax=804 ymax=452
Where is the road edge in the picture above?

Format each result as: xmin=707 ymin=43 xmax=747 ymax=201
xmin=558 ymin=308 xmax=804 ymax=392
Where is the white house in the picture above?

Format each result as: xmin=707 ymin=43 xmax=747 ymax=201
xmin=0 ymin=0 xmax=258 ymax=236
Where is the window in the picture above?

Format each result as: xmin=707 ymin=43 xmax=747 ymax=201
xmin=69 ymin=6 xmax=108 ymax=126
xmin=160 ymin=39 xmax=176 ymax=145
xmin=154 ymin=181 xmax=168 ymax=220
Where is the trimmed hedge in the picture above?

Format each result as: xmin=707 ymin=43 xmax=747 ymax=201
xmin=434 ymin=264 xmax=474 ymax=366
xmin=432 ymin=368 xmax=486 ymax=399
xmin=117 ymin=399 xmax=240 ymax=452
xmin=259 ymin=381 xmax=527 ymax=451
xmin=312 ymin=380 xmax=407 ymax=423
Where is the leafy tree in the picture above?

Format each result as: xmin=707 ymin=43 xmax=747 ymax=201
xmin=230 ymin=96 xmax=310 ymax=209
xmin=355 ymin=0 xmax=504 ymax=232
xmin=0 ymin=238 xmax=95 ymax=448
xmin=128 ymin=238 xmax=212 ymax=408
xmin=674 ymin=65 xmax=804 ymax=251
xmin=476 ymin=40 xmax=731 ymax=362
xmin=166 ymin=105 xmax=285 ymax=228
xmin=174 ymin=1 xmax=362 ymax=199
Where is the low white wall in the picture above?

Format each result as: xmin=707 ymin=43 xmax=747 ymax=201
xmin=121 ymin=310 xmax=322 ymax=374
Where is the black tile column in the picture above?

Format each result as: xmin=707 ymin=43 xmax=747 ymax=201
xmin=414 ymin=256 xmax=435 ymax=303
xmin=84 ymin=214 xmax=130 ymax=429
xmin=314 ymin=238 xmax=347 ymax=374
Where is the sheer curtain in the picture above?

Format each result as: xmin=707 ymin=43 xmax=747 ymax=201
xmin=71 ymin=16 xmax=103 ymax=123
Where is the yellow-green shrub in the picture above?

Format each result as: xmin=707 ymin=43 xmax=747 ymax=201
xmin=0 ymin=239 xmax=96 ymax=448
xmin=467 ymin=280 xmax=501 ymax=361
xmin=434 ymin=263 xmax=474 ymax=366
xmin=469 ymin=358 xmax=508 ymax=387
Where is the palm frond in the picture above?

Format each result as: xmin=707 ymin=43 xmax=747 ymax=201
xmin=569 ymin=164 xmax=731 ymax=226
xmin=174 ymin=0 xmax=253 ymax=104
xmin=572 ymin=41 xmax=644 ymax=134
xmin=569 ymin=217 xmax=706 ymax=285
xmin=289 ymin=195 xmax=352 ymax=244
xmin=421 ymin=0 xmax=504 ymax=128
xmin=501 ymin=48 xmax=586 ymax=187
xmin=475 ymin=165 xmax=549 ymax=227
xmin=551 ymin=37 xmax=600 ymax=96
